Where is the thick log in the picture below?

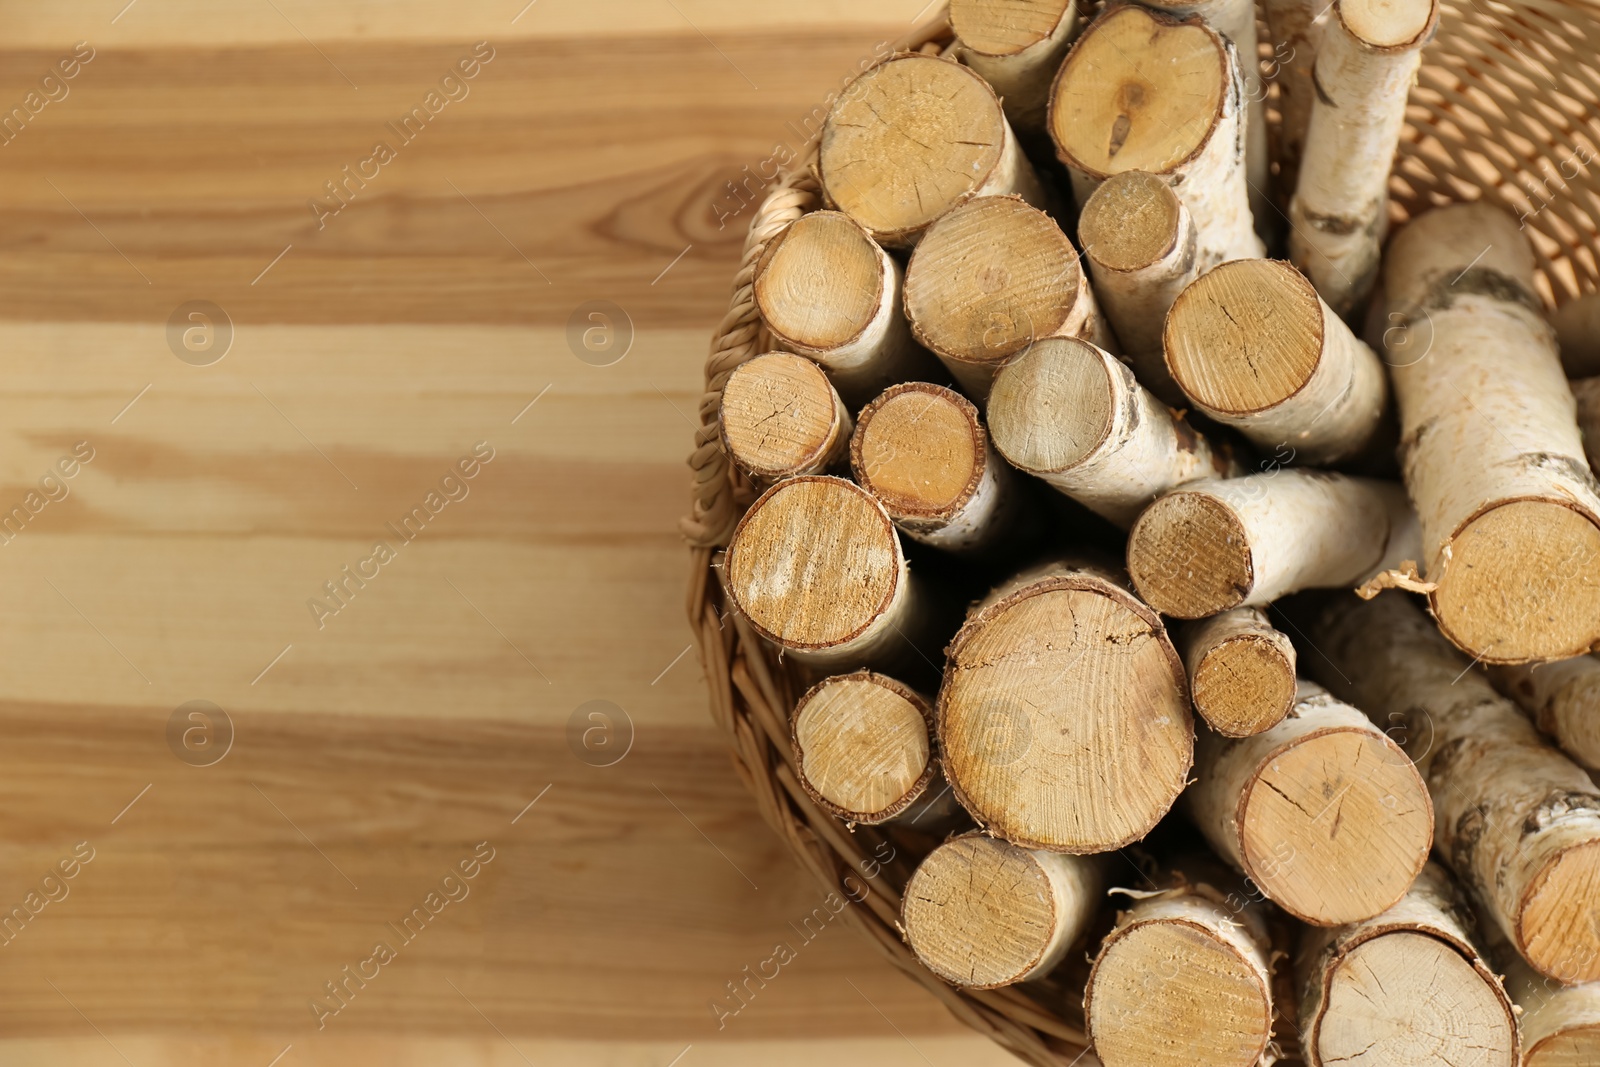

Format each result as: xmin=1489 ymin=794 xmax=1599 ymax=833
xmin=718 ymin=352 xmax=851 ymax=481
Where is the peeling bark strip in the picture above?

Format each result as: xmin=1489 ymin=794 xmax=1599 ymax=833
xmin=1163 ymin=258 xmax=1389 ymax=465
xmin=1077 ymin=170 xmax=1198 ymax=405
xmin=1288 ymin=0 xmax=1438 ymax=316
xmin=790 ymin=671 xmax=945 ymax=825
xmin=1295 ymin=862 xmax=1518 ymax=1067
xmin=1139 ymin=0 xmax=1272 ymax=238
xmin=1126 ymin=470 xmax=1419 ymax=619
xmin=849 ymin=382 xmax=1017 ymax=553
xmin=1049 ymin=4 xmax=1264 ymax=271
xmin=902 ymin=833 xmax=1102 ymax=987
xmin=1305 ymin=592 xmax=1600 ymax=982
xmin=937 ymin=559 xmax=1193 ymax=853
xmin=1178 ymin=608 xmax=1298 ymax=737
xmin=950 ymin=0 xmax=1079 ymax=134
xmin=1085 ymin=862 xmax=1276 ymax=1067
xmin=988 ymin=336 xmax=1231 ymax=527
xmin=1186 ymin=681 xmax=1433 ymax=926
xmin=1489 ymin=655 xmax=1600 ymax=772
xmin=1264 ymin=0 xmax=1329 ymax=205
xmin=718 ymin=353 xmax=852 ymax=482
xmin=724 ymin=476 xmax=928 ymax=673
xmin=752 ymin=209 xmax=935 ymax=406
xmin=903 ymin=194 xmax=1109 ymax=399
xmin=1381 ymin=203 xmax=1600 ymax=663
xmin=818 ymin=52 xmax=1044 ymax=247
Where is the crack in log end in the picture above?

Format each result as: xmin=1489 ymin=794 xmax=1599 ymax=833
xmin=1108 ymin=112 xmax=1132 ymax=159
xmin=1522 ymin=789 xmax=1600 ymax=836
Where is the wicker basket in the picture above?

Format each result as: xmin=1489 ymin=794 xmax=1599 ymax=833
xmin=683 ymin=3 xmax=1600 ymax=1063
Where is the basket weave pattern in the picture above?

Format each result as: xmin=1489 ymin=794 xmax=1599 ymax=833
xmin=683 ymin=3 xmax=1600 ymax=1063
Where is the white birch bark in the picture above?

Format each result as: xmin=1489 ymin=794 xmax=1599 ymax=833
xmin=1489 ymin=655 xmax=1600 ymax=772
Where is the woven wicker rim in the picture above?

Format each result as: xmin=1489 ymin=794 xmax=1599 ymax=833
xmin=683 ymin=3 xmax=1600 ymax=1063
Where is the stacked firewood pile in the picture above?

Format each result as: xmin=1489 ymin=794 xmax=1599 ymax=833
xmin=712 ymin=1 xmax=1600 ymax=1064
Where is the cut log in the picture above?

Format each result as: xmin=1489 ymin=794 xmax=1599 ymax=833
xmin=902 ymin=832 xmax=1102 ymax=987
xmin=1265 ymin=0 xmax=1329 ymax=204
xmin=820 ymin=52 xmax=1044 ymax=247
xmin=1126 ymin=470 xmax=1418 ymax=619
xmin=725 ymin=475 xmax=929 ymax=673
xmin=1288 ymin=0 xmax=1439 ymax=316
xmin=903 ymin=194 xmax=1108 ymax=398
xmin=1140 ymin=0 xmax=1272 ymax=237
xmin=1303 ymin=591 xmax=1600 ymax=982
xmin=1178 ymin=608 xmax=1298 ymax=737
xmin=718 ymin=352 xmax=851 ymax=481
xmin=1186 ymin=680 xmax=1433 ymax=926
xmin=950 ymin=0 xmax=1079 ymax=134
xmin=1381 ymin=203 xmax=1600 ymax=663
xmin=1076 ymin=170 xmax=1198 ymax=404
xmin=1164 ymin=258 xmax=1389 ymax=465
xmin=1295 ymin=862 xmax=1518 ymax=1067
xmin=938 ymin=559 xmax=1193 ymax=853
xmin=790 ymin=671 xmax=949 ymax=825
xmin=752 ymin=209 xmax=933 ymax=405
xmin=1553 ymin=291 xmax=1600 ymax=378
xmin=1575 ymin=374 xmax=1600 ymax=470
xmin=1497 ymin=936 xmax=1600 ymax=1067
xmin=1488 ymin=655 xmax=1600 ymax=773
xmin=849 ymin=381 xmax=1017 ymax=553
xmin=1086 ymin=862 xmax=1276 ymax=1067
xmin=987 ymin=336 xmax=1231 ymax=527
xmin=1049 ymin=3 xmax=1265 ymax=270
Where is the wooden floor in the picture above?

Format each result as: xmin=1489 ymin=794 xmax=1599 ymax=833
xmin=0 ymin=1 xmax=1025 ymax=1063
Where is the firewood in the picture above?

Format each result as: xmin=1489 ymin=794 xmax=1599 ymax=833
xmin=902 ymin=832 xmax=1102 ymax=987
xmin=1488 ymin=655 xmax=1600 ymax=772
xmin=820 ymin=52 xmax=1044 ymax=248
xmin=903 ymin=194 xmax=1108 ymax=398
xmin=752 ymin=209 xmax=932 ymax=405
xmin=790 ymin=671 xmax=953 ymax=826
xmin=1163 ymin=258 xmax=1389 ymax=465
xmin=938 ymin=559 xmax=1193 ymax=853
xmin=949 ymin=0 xmax=1079 ymax=135
xmin=718 ymin=353 xmax=851 ymax=481
xmin=1295 ymin=862 xmax=1518 ymax=1067
xmin=1264 ymin=0 xmax=1329 ymax=202
xmin=725 ymin=475 xmax=931 ymax=673
xmin=849 ymin=382 xmax=1017 ymax=553
xmin=1140 ymin=0 xmax=1272 ymax=236
xmin=1186 ymin=681 xmax=1433 ymax=926
xmin=1553 ymin=290 xmax=1600 ymax=378
xmin=1304 ymin=591 xmax=1600 ymax=981
xmin=1288 ymin=0 xmax=1439 ymax=316
xmin=987 ymin=336 xmax=1230 ymax=527
xmin=1496 ymin=935 xmax=1600 ymax=1067
xmin=1380 ymin=203 xmax=1600 ymax=663
xmin=1085 ymin=859 xmax=1277 ymax=1067
xmin=1177 ymin=608 xmax=1298 ymax=737
xmin=1126 ymin=471 xmax=1418 ymax=619
xmin=1050 ymin=3 xmax=1265 ymax=270
xmin=1076 ymin=170 xmax=1198 ymax=404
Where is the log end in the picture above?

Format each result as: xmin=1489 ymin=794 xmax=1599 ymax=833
xmin=725 ymin=476 xmax=902 ymax=652
xmin=851 ymin=383 xmax=984 ymax=522
xmin=753 ymin=210 xmax=885 ymax=353
xmin=1238 ymin=726 xmax=1432 ymax=925
xmin=1078 ymin=170 xmax=1183 ymax=273
xmin=1526 ymin=1025 xmax=1600 ymax=1067
xmin=720 ymin=353 xmax=846 ymax=479
xmin=1192 ymin=632 xmax=1298 ymax=737
xmin=902 ymin=834 xmax=1090 ymax=987
xmin=1520 ymin=836 xmax=1600 ymax=984
xmin=1127 ymin=490 xmax=1254 ymax=618
xmin=1433 ymin=499 xmax=1600 ymax=664
xmin=821 ymin=54 xmax=1006 ymax=243
xmin=950 ymin=0 xmax=1075 ymax=57
xmin=792 ymin=671 xmax=934 ymax=824
xmin=1087 ymin=919 xmax=1272 ymax=1067
xmin=1340 ymin=0 xmax=1440 ymax=50
xmin=1312 ymin=931 xmax=1517 ymax=1067
xmin=1164 ymin=258 xmax=1325 ymax=417
xmin=988 ymin=336 xmax=1113 ymax=475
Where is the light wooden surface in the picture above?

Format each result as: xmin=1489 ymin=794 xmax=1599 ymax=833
xmin=0 ymin=1 xmax=1025 ymax=1063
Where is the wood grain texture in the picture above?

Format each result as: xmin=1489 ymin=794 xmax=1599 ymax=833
xmin=0 ymin=1 xmax=1019 ymax=1061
